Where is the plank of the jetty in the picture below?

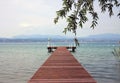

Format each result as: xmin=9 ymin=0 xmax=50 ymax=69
xmin=28 ymin=47 xmax=96 ymax=83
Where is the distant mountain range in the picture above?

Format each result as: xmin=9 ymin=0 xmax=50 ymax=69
xmin=13 ymin=33 xmax=120 ymax=39
xmin=13 ymin=34 xmax=69 ymax=39
xmin=0 ymin=33 xmax=120 ymax=42
xmin=78 ymin=33 xmax=120 ymax=42
xmin=87 ymin=33 xmax=120 ymax=39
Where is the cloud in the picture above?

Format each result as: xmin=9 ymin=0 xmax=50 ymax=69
xmin=19 ymin=22 xmax=32 ymax=28
xmin=0 ymin=0 xmax=59 ymax=37
xmin=0 ymin=0 xmax=119 ymax=38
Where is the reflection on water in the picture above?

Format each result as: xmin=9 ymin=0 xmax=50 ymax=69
xmin=0 ymin=42 xmax=120 ymax=83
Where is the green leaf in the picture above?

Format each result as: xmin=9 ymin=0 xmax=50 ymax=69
xmin=54 ymin=17 xmax=59 ymax=24
xmin=117 ymin=12 xmax=120 ymax=18
xmin=79 ymin=21 xmax=83 ymax=28
xmin=54 ymin=0 xmax=120 ymax=38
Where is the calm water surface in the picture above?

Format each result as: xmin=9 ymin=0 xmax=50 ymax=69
xmin=0 ymin=42 xmax=120 ymax=83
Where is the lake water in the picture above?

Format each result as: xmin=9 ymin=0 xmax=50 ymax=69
xmin=0 ymin=42 xmax=120 ymax=83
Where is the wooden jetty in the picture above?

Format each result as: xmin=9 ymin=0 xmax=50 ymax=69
xmin=28 ymin=47 xmax=96 ymax=83
xmin=47 ymin=46 xmax=76 ymax=52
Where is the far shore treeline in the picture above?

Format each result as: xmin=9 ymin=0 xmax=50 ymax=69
xmin=0 ymin=33 xmax=120 ymax=43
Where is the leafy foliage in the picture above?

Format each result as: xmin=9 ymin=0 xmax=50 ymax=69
xmin=112 ymin=47 xmax=120 ymax=61
xmin=54 ymin=0 xmax=120 ymax=35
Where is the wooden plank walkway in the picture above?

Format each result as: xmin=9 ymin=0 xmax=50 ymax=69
xmin=28 ymin=47 xmax=96 ymax=83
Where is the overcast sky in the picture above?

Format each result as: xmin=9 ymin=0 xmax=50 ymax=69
xmin=0 ymin=0 xmax=120 ymax=38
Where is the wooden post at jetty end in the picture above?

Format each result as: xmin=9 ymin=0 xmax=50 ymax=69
xmin=28 ymin=47 xmax=96 ymax=83
xmin=47 ymin=46 xmax=76 ymax=52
